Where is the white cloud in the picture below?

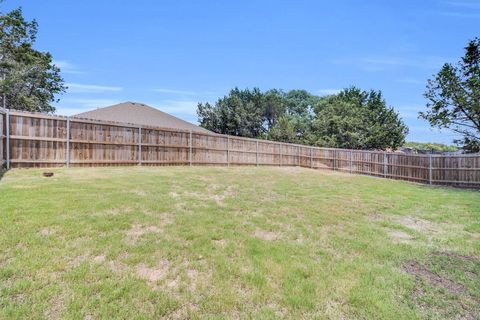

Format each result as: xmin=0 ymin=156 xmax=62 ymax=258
xmin=444 ymin=0 xmax=480 ymax=9
xmin=437 ymin=11 xmax=480 ymax=18
xmin=334 ymin=55 xmax=448 ymax=71
xmin=397 ymin=105 xmax=423 ymax=119
xmin=152 ymin=88 xmax=196 ymax=95
xmin=66 ymin=83 xmax=123 ymax=93
xmin=396 ymin=78 xmax=425 ymax=85
xmin=317 ymin=88 xmax=341 ymax=95
xmin=59 ymin=98 xmax=121 ymax=111
xmin=53 ymin=60 xmax=85 ymax=74
xmin=150 ymin=100 xmax=198 ymax=116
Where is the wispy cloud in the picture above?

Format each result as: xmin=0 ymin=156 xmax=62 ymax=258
xmin=396 ymin=77 xmax=426 ymax=85
xmin=66 ymin=83 xmax=123 ymax=93
xmin=53 ymin=60 xmax=85 ymax=74
xmin=437 ymin=11 xmax=480 ymax=18
xmin=60 ymin=98 xmax=121 ymax=109
xmin=444 ymin=0 xmax=480 ymax=9
xmin=317 ymin=88 xmax=342 ymax=95
xmin=436 ymin=0 xmax=480 ymax=18
xmin=397 ymin=105 xmax=423 ymax=120
xmin=151 ymin=100 xmax=198 ymax=116
xmin=334 ymin=55 xmax=448 ymax=71
xmin=152 ymin=88 xmax=196 ymax=95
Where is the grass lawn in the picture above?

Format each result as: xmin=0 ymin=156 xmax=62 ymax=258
xmin=0 ymin=166 xmax=479 ymax=319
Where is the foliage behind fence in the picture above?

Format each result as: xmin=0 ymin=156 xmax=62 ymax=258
xmin=0 ymin=108 xmax=479 ymax=187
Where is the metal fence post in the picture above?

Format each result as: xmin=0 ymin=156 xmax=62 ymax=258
xmin=227 ymin=136 xmax=230 ymax=167
xmin=310 ymin=147 xmax=313 ymax=168
xmin=256 ymin=140 xmax=259 ymax=167
xmin=5 ymin=109 xmax=10 ymax=169
xmin=279 ymin=144 xmax=282 ymax=166
xmin=138 ymin=126 xmax=142 ymax=165
xmin=383 ymin=152 xmax=387 ymax=178
xmin=189 ymin=130 xmax=192 ymax=166
xmin=66 ymin=117 xmax=70 ymax=167
xmin=296 ymin=146 xmax=298 ymax=166
xmin=349 ymin=150 xmax=353 ymax=174
xmin=333 ymin=149 xmax=336 ymax=170
xmin=429 ymin=154 xmax=432 ymax=185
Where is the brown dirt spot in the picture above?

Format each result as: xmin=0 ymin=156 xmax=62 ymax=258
xmin=93 ymin=255 xmax=105 ymax=263
xmin=131 ymin=189 xmax=147 ymax=196
xmin=125 ymin=221 xmax=171 ymax=245
xmin=253 ymin=229 xmax=280 ymax=241
xmin=39 ymin=228 xmax=54 ymax=236
xmin=404 ymin=260 xmax=466 ymax=295
xmin=67 ymin=254 xmax=88 ymax=269
xmin=136 ymin=259 xmax=170 ymax=284
xmin=183 ymin=184 xmax=237 ymax=206
xmin=397 ymin=217 xmax=440 ymax=233
xmin=431 ymin=251 xmax=480 ymax=263
xmin=387 ymin=230 xmax=413 ymax=244
xmin=44 ymin=293 xmax=67 ymax=320
xmin=213 ymin=239 xmax=227 ymax=247
xmin=107 ymin=260 xmax=128 ymax=273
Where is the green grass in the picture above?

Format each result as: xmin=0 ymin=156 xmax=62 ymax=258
xmin=0 ymin=166 xmax=479 ymax=319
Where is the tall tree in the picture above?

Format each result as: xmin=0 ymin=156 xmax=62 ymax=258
xmin=310 ymin=87 xmax=408 ymax=150
xmin=0 ymin=7 xmax=65 ymax=112
xmin=197 ymin=87 xmax=265 ymax=138
xmin=420 ymin=38 xmax=480 ymax=153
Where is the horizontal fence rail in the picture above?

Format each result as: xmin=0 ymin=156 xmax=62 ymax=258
xmin=0 ymin=108 xmax=479 ymax=188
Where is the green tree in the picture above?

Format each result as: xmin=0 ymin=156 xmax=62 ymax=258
xmin=0 ymin=7 xmax=65 ymax=112
xmin=197 ymin=87 xmax=265 ymax=138
xmin=420 ymin=38 xmax=480 ymax=153
xmin=311 ymin=87 xmax=408 ymax=150
xmin=266 ymin=90 xmax=319 ymax=143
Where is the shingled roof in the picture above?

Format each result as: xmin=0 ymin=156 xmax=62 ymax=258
xmin=74 ymin=102 xmax=212 ymax=134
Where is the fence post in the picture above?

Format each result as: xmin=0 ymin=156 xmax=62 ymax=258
xmin=297 ymin=146 xmax=299 ymax=167
xmin=189 ymin=130 xmax=192 ymax=166
xmin=310 ymin=147 xmax=313 ymax=168
xmin=333 ymin=149 xmax=336 ymax=170
xmin=138 ymin=126 xmax=142 ymax=165
xmin=428 ymin=154 xmax=432 ymax=185
xmin=227 ymin=136 xmax=230 ymax=167
xmin=5 ymin=109 xmax=10 ymax=169
xmin=66 ymin=117 xmax=70 ymax=167
xmin=279 ymin=144 xmax=282 ymax=166
xmin=383 ymin=152 xmax=387 ymax=178
xmin=349 ymin=150 xmax=352 ymax=174
xmin=256 ymin=140 xmax=259 ymax=167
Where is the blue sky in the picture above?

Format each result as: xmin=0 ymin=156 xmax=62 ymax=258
xmin=3 ymin=0 xmax=479 ymax=143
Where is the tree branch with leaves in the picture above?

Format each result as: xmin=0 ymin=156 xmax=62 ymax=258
xmin=420 ymin=38 xmax=480 ymax=153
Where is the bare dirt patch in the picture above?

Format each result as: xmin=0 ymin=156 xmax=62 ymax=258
xmin=397 ymin=217 xmax=440 ymax=234
xmin=403 ymin=252 xmax=480 ymax=319
xmin=125 ymin=218 xmax=172 ymax=244
xmin=179 ymin=184 xmax=237 ymax=206
xmin=253 ymin=229 xmax=280 ymax=241
xmin=131 ymin=189 xmax=147 ymax=196
xmin=404 ymin=260 xmax=466 ymax=295
xmin=213 ymin=239 xmax=227 ymax=247
xmin=387 ymin=230 xmax=412 ymax=244
xmin=39 ymin=228 xmax=55 ymax=236
xmin=93 ymin=255 xmax=105 ymax=263
xmin=136 ymin=259 xmax=170 ymax=284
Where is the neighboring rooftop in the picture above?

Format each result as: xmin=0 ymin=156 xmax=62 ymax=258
xmin=74 ymin=101 xmax=212 ymax=134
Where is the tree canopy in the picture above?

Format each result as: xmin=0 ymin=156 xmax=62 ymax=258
xmin=197 ymin=87 xmax=408 ymax=150
xmin=420 ymin=38 xmax=480 ymax=153
xmin=0 ymin=6 xmax=65 ymax=112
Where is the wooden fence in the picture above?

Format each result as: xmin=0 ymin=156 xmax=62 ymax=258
xmin=0 ymin=108 xmax=479 ymax=188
